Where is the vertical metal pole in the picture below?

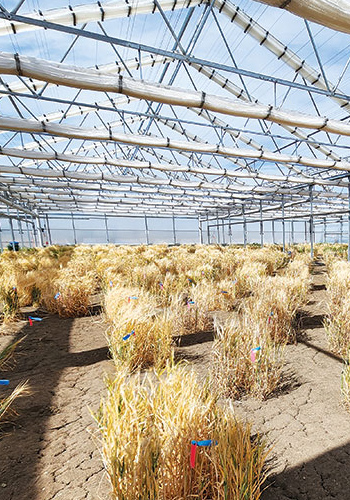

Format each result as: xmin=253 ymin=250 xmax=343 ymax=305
xmin=37 ymin=217 xmax=44 ymax=247
xmin=26 ymin=217 xmax=32 ymax=248
xmin=282 ymin=195 xmax=286 ymax=252
xmin=272 ymin=219 xmax=275 ymax=244
xmin=8 ymin=208 xmax=15 ymax=243
xmin=71 ymin=213 xmax=77 ymax=245
xmin=0 ymin=221 xmax=3 ymax=251
xmin=309 ymin=185 xmax=314 ymax=259
xmin=221 ymin=217 xmax=226 ymax=245
xmin=228 ymin=212 xmax=232 ymax=244
xmin=46 ymin=214 xmax=52 ymax=245
xmin=216 ymin=213 xmax=220 ymax=244
xmin=17 ymin=211 xmax=24 ymax=248
xmin=31 ymin=216 xmax=38 ymax=247
xmin=259 ymin=200 xmax=263 ymax=248
xmin=304 ymin=221 xmax=308 ymax=243
xmin=242 ymin=205 xmax=247 ymax=248
xmin=206 ymin=214 xmax=210 ymax=244
xmin=144 ymin=215 xmax=150 ymax=245
xmin=172 ymin=215 xmax=177 ymax=245
xmin=198 ymin=216 xmax=203 ymax=244
xmin=324 ymin=218 xmax=326 ymax=243
xmin=348 ymin=177 xmax=350 ymax=261
xmin=104 ymin=214 xmax=110 ymax=244
xmin=340 ymin=218 xmax=343 ymax=244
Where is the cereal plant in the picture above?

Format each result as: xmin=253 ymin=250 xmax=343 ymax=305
xmin=95 ymin=363 xmax=269 ymax=500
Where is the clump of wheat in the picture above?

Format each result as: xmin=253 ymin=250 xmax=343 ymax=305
xmin=95 ymin=363 xmax=269 ymax=500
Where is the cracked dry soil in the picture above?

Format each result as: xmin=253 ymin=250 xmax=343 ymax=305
xmin=235 ymin=261 xmax=350 ymax=500
xmin=1 ymin=261 xmax=350 ymax=500
xmin=0 ymin=311 xmax=112 ymax=500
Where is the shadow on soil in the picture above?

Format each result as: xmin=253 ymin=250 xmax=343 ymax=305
xmin=262 ymin=439 xmax=350 ymax=500
xmin=173 ymin=329 xmax=214 ymax=347
xmin=0 ymin=307 xmax=108 ymax=500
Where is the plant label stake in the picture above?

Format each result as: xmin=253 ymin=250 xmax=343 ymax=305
xmin=128 ymin=296 xmax=138 ymax=303
xmin=29 ymin=316 xmax=43 ymax=322
xmin=159 ymin=282 xmax=164 ymax=290
xmin=268 ymin=311 xmax=274 ymax=325
xmin=54 ymin=292 xmax=61 ymax=300
xmin=250 ymin=346 xmax=261 ymax=363
xmin=187 ymin=300 xmax=195 ymax=310
xmin=190 ymin=440 xmax=218 ymax=468
xmin=123 ymin=329 xmax=135 ymax=341
xmin=0 ymin=380 xmax=9 ymax=386
xmin=28 ymin=317 xmax=33 ymax=326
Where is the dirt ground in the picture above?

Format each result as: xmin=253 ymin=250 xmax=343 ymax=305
xmin=1 ymin=261 xmax=350 ymax=499
xmin=0 ymin=307 xmax=112 ymax=500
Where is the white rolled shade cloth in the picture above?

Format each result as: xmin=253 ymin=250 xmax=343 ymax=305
xmin=0 ymin=163 xmax=330 ymax=197
xmin=0 ymin=0 xmax=199 ymax=36
xmin=1 ymin=143 xmax=350 ymax=185
xmin=2 ymin=115 xmax=350 ymax=172
xmin=254 ymin=0 xmax=350 ymax=34
xmin=1 ymin=53 xmax=350 ymax=135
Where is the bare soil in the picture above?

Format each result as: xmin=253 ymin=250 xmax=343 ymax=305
xmin=1 ymin=261 xmax=350 ymax=499
xmin=0 ymin=307 xmax=112 ymax=500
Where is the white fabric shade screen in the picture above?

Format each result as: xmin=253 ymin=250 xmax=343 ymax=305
xmin=0 ymin=0 xmax=350 ymax=228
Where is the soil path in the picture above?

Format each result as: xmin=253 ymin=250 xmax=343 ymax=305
xmin=236 ymin=261 xmax=350 ymax=500
xmin=0 ymin=310 xmax=112 ymax=500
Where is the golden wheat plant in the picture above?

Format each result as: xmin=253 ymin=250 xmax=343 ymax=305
xmin=246 ymin=275 xmax=310 ymax=345
xmin=0 ymin=338 xmax=29 ymax=422
xmin=104 ymin=286 xmax=173 ymax=371
xmin=39 ymin=246 xmax=99 ymax=317
xmin=212 ymin=313 xmax=285 ymax=399
xmin=325 ymin=261 xmax=350 ymax=356
xmin=341 ymin=351 xmax=350 ymax=410
xmin=95 ymin=363 xmax=270 ymax=500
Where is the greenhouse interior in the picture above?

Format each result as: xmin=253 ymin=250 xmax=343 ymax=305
xmin=2 ymin=0 xmax=350 ymax=499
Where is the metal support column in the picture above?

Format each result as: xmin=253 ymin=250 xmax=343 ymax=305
xmin=221 ymin=217 xmax=225 ymax=245
xmin=144 ymin=215 xmax=150 ymax=245
xmin=206 ymin=214 xmax=210 ymax=244
xmin=37 ymin=217 xmax=44 ymax=247
xmin=304 ymin=221 xmax=308 ymax=243
xmin=104 ymin=214 xmax=110 ymax=244
xmin=260 ymin=200 xmax=264 ymax=248
xmin=8 ymin=208 xmax=15 ymax=244
xmin=46 ymin=214 xmax=52 ymax=245
xmin=26 ymin=217 xmax=32 ymax=248
xmin=32 ymin=217 xmax=38 ymax=247
xmin=17 ymin=210 xmax=24 ymax=248
xmin=242 ymin=205 xmax=247 ymax=248
xmin=340 ymin=218 xmax=344 ymax=244
xmin=172 ymin=215 xmax=177 ymax=245
xmin=198 ymin=216 xmax=203 ymax=244
xmin=282 ymin=196 xmax=286 ymax=252
xmin=228 ymin=212 xmax=232 ymax=245
xmin=71 ymin=213 xmax=77 ymax=245
xmin=309 ymin=185 xmax=314 ymax=259
xmin=348 ymin=176 xmax=350 ymax=261
xmin=324 ymin=218 xmax=327 ymax=243
xmin=216 ymin=214 xmax=220 ymax=244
